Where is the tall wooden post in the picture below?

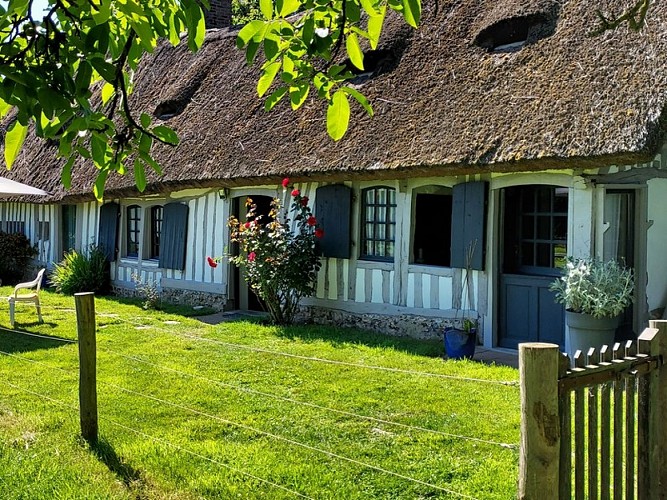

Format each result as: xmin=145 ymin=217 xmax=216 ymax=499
xmin=647 ymin=320 xmax=667 ymax=498
xmin=75 ymin=292 xmax=98 ymax=443
xmin=518 ymin=342 xmax=561 ymax=499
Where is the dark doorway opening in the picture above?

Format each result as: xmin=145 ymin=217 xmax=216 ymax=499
xmin=231 ymin=195 xmax=273 ymax=312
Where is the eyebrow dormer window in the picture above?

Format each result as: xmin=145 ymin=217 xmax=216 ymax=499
xmin=474 ymin=14 xmax=556 ymax=53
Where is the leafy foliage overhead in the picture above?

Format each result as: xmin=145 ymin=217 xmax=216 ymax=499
xmin=0 ymin=0 xmax=420 ymax=198
xmin=0 ymin=0 xmax=653 ymax=197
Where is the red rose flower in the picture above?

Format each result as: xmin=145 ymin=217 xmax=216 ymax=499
xmin=248 ymin=251 xmax=256 ymax=262
xmin=244 ymin=221 xmax=251 ymax=229
xmin=291 ymin=188 xmax=300 ymax=197
xmin=207 ymin=256 xmax=218 ymax=268
xmin=307 ymin=216 xmax=317 ymax=226
xmin=282 ymin=178 xmax=290 ymax=188
xmin=300 ymin=196 xmax=309 ymax=207
xmin=315 ymin=228 xmax=324 ymax=238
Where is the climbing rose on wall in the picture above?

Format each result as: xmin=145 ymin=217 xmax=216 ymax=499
xmin=225 ymin=181 xmax=323 ymax=325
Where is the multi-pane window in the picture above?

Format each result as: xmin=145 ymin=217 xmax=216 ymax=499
xmin=361 ymin=187 xmax=396 ymax=261
xmin=6 ymin=221 xmax=25 ymax=234
xmin=516 ymin=186 xmax=568 ymax=271
xmin=126 ymin=205 xmax=141 ymax=258
xmin=150 ymin=206 xmax=163 ymax=260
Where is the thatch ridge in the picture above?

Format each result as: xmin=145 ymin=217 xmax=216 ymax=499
xmin=3 ymin=0 xmax=667 ymax=202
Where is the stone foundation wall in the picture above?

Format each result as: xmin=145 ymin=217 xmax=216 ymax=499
xmin=112 ymin=284 xmax=227 ymax=310
xmin=298 ymin=305 xmax=482 ymax=341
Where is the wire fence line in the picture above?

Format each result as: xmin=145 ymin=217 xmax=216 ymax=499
xmin=99 ymin=347 xmax=518 ymax=449
xmin=101 ymin=382 xmax=481 ymax=499
xmin=30 ymin=304 xmax=520 ymax=387
xmin=1 ymin=379 xmax=315 ymax=499
xmin=0 ymin=348 xmax=519 ymax=450
xmin=1 ymin=354 xmax=482 ymax=499
xmin=0 ymin=326 xmax=77 ymax=343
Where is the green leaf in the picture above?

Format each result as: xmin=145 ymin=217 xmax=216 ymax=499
xmin=326 ymin=90 xmax=350 ymax=141
xmin=130 ymin=19 xmax=157 ymax=52
xmin=359 ymin=0 xmax=381 ymax=16
xmin=264 ymin=87 xmax=288 ymax=111
xmin=0 ymin=99 xmax=11 ymax=119
xmin=140 ymin=113 xmax=152 ymax=128
xmin=290 ymin=84 xmax=309 ymax=110
xmin=140 ymin=151 xmax=162 ymax=175
xmin=341 ymin=86 xmax=373 ymax=116
xmin=101 ymin=83 xmax=115 ymax=105
xmin=94 ymin=169 xmax=109 ymax=201
xmin=4 ymin=121 xmax=27 ymax=169
xmin=401 ymin=0 xmax=420 ymax=28
xmin=257 ymin=61 xmax=281 ymax=97
xmin=277 ymin=0 xmax=300 ymax=17
xmin=367 ymin=7 xmax=385 ymax=49
xmin=345 ymin=33 xmax=364 ymax=70
xmin=91 ymin=134 xmax=107 ymax=166
xmin=246 ymin=40 xmax=261 ymax=65
xmin=75 ymin=61 xmax=93 ymax=94
xmin=237 ymin=20 xmax=265 ymax=48
xmin=91 ymin=0 xmax=111 ymax=24
xmin=139 ymin=132 xmax=153 ymax=154
xmin=134 ymin=159 xmax=147 ymax=192
xmin=90 ymin=57 xmax=117 ymax=83
xmin=152 ymin=125 xmax=179 ymax=145
xmin=345 ymin=0 xmax=361 ymax=23
xmin=260 ymin=0 xmax=273 ymax=20
xmin=61 ymin=156 xmax=75 ymax=189
xmin=264 ymin=38 xmax=280 ymax=61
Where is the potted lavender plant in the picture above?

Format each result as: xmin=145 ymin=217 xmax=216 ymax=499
xmin=550 ymin=258 xmax=634 ymax=357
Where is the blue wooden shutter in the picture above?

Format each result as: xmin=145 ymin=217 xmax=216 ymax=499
xmin=450 ymin=181 xmax=487 ymax=270
xmin=315 ymin=184 xmax=352 ymax=259
xmin=159 ymin=202 xmax=189 ymax=270
xmin=97 ymin=202 xmax=119 ymax=261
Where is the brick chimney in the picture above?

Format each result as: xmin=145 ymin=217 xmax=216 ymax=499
xmin=203 ymin=0 xmax=231 ymax=29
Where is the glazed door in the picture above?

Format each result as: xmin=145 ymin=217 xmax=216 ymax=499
xmin=61 ymin=205 xmax=77 ymax=253
xmin=602 ymin=190 xmax=636 ymax=340
xmin=231 ymin=195 xmax=273 ymax=312
xmin=498 ymin=186 xmax=567 ymax=349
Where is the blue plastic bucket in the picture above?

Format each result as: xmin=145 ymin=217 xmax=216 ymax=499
xmin=444 ymin=327 xmax=476 ymax=360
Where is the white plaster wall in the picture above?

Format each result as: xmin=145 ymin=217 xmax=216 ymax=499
xmin=646 ymin=178 xmax=667 ymax=311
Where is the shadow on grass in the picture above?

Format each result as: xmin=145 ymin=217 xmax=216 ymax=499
xmin=99 ymin=295 xmax=217 ymax=318
xmin=90 ymin=438 xmax=143 ymax=488
xmin=0 ymin=326 xmax=72 ymax=354
xmin=272 ymin=323 xmax=444 ymax=358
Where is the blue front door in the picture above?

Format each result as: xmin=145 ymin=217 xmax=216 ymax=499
xmin=498 ymin=186 xmax=567 ymax=349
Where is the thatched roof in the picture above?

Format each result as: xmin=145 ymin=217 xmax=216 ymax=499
xmin=4 ymin=0 xmax=667 ymax=202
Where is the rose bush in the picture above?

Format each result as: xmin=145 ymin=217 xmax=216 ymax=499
xmin=210 ymin=179 xmax=323 ymax=325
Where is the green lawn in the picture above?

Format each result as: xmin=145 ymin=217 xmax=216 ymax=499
xmin=0 ymin=289 xmax=520 ymax=499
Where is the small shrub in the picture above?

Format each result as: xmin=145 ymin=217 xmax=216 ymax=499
xmin=0 ymin=232 xmax=37 ymax=285
xmin=131 ymin=273 xmax=161 ymax=310
xmin=51 ymin=245 xmax=110 ymax=295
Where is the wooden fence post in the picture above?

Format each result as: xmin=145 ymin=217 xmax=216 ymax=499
xmin=648 ymin=320 xmax=667 ymax=497
xmin=75 ymin=292 xmax=98 ymax=443
xmin=519 ymin=342 xmax=561 ymax=500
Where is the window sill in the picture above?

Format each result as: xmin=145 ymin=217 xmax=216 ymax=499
xmin=357 ymin=260 xmax=394 ymax=272
xmin=119 ymin=257 xmax=138 ymax=266
xmin=408 ymin=264 xmax=454 ymax=277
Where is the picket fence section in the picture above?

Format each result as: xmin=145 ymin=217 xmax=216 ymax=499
xmin=519 ymin=320 xmax=667 ymax=500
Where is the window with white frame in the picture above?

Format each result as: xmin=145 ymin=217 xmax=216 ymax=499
xmin=149 ymin=205 xmax=163 ymax=260
xmin=412 ymin=187 xmax=453 ymax=266
xmin=125 ymin=205 xmax=141 ymax=258
xmin=361 ymin=186 xmax=396 ymax=261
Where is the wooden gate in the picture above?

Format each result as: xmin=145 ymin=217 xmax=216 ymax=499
xmin=518 ymin=321 xmax=667 ymax=499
